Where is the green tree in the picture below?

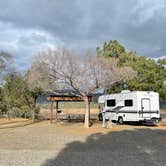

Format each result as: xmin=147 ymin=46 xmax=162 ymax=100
xmin=0 ymin=87 xmax=7 ymax=115
xmin=2 ymin=72 xmax=40 ymax=120
xmin=98 ymin=40 xmax=166 ymax=101
xmin=97 ymin=40 xmax=125 ymax=58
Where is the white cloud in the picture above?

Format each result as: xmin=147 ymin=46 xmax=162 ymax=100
xmin=0 ymin=21 xmax=63 ymax=70
xmin=0 ymin=0 xmax=166 ymax=71
xmin=131 ymin=0 xmax=166 ymax=25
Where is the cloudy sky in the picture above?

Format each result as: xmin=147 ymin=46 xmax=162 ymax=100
xmin=0 ymin=0 xmax=166 ymax=70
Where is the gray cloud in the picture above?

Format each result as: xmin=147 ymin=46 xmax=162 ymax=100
xmin=0 ymin=0 xmax=166 ymax=70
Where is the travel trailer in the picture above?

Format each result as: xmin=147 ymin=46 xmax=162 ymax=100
xmin=98 ymin=90 xmax=160 ymax=126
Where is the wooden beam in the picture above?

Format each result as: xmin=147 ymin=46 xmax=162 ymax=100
xmin=47 ymin=96 xmax=92 ymax=102
xmin=50 ymin=101 xmax=53 ymax=124
xmin=55 ymin=101 xmax=58 ymax=123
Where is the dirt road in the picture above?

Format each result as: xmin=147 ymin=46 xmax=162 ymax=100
xmin=0 ymin=119 xmax=166 ymax=166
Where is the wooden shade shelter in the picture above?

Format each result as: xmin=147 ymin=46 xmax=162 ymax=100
xmin=47 ymin=90 xmax=92 ymax=123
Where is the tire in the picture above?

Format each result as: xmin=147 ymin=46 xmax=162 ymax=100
xmin=98 ymin=113 xmax=103 ymax=121
xmin=112 ymin=120 xmax=116 ymax=123
xmin=118 ymin=117 xmax=123 ymax=124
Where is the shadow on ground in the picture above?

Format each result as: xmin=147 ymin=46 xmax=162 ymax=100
xmin=42 ymin=128 xmax=166 ymax=166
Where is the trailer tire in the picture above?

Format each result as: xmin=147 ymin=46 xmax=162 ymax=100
xmin=118 ymin=117 xmax=123 ymax=125
xmin=98 ymin=113 xmax=103 ymax=121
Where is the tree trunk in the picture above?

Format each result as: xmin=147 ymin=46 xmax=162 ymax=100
xmin=32 ymin=109 xmax=35 ymax=122
xmin=7 ymin=111 xmax=10 ymax=120
xmin=32 ymin=97 xmax=37 ymax=122
xmin=84 ymin=96 xmax=90 ymax=128
xmin=6 ymin=105 xmax=11 ymax=120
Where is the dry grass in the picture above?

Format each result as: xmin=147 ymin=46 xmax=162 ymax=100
xmin=161 ymin=109 xmax=166 ymax=114
xmin=0 ymin=118 xmax=32 ymax=129
xmin=41 ymin=108 xmax=166 ymax=115
xmin=0 ymin=108 xmax=165 ymax=130
xmin=40 ymin=108 xmax=98 ymax=115
xmin=0 ymin=117 xmax=165 ymax=133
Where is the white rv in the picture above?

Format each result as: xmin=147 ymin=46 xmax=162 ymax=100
xmin=98 ymin=90 xmax=160 ymax=125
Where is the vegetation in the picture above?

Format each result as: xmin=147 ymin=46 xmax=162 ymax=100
xmin=0 ymin=51 xmax=12 ymax=72
xmin=0 ymin=72 xmax=41 ymax=120
xmin=39 ymin=102 xmax=98 ymax=109
xmin=0 ymin=40 xmax=165 ymax=126
xmin=0 ymin=51 xmax=43 ymax=121
xmin=32 ymin=48 xmax=134 ymax=127
xmin=97 ymin=40 xmax=166 ymax=100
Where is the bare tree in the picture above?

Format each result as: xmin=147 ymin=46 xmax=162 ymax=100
xmin=27 ymin=57 xmax=56 ymax=91
xmin=0 ymin=52 xmax=12 ymax=74
xmin=26 ymin=57 xmax=54 ymax=122
xmin=33 ymin=48 xmax=135 ymax=127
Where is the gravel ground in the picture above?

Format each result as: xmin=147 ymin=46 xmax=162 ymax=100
xmin=0 ymin=121 xmax=166 ymax=166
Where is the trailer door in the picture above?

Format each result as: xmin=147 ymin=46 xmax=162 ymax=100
xmin=141 ymin=98 xmax=151 ymax=118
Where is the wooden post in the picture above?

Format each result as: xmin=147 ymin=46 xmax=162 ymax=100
xmin=55 ymin=101 xmax=58 ymax=123
xmin=103 ymin=115 xmax=106 ymax=128
xmin=50 ymin=101 xmax=53 ymax=124
xmin=84 ymin=96 xmax=91 ymax=128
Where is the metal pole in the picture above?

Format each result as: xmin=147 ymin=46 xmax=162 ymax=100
xmin=55 ymin=101 xmax=58 ymax=123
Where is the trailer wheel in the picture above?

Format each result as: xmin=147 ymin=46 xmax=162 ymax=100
xmin=98 ymin=113 xmax=103 ymax=121
xmin=118 ymin=117 xmax=123 ymax=125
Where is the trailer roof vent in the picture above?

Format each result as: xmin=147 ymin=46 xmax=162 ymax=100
xmin=121 ymin=90 xmax=130 ymax=93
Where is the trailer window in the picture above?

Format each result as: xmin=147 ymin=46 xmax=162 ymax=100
xmin=107 ymin=99 xmax=116 ymax=107
xmin=125 ymin=100 xmax=133 ymax=106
